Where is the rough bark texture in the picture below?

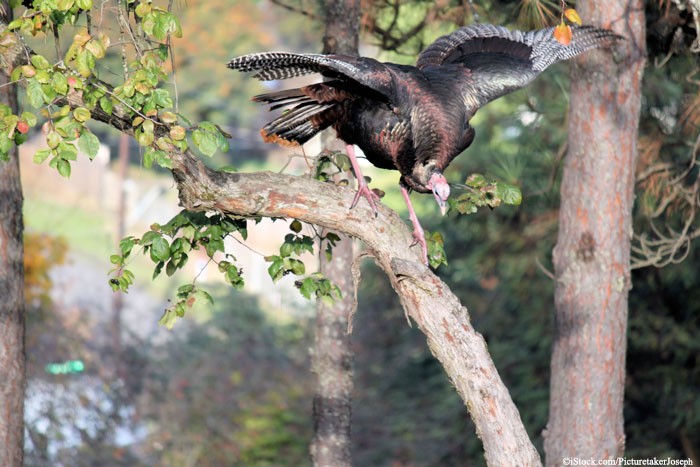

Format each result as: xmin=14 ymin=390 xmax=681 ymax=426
xmin=0 ymin=19 xmax=541 ymax=464
xmin=545 ymin=0 xmax=646 ymax=464
xmin=311 ymin=235 xmax=355 ymax=467
xmin=0 ymin=3 xmax=25 ymax=465
xmin=310 ymin=2 xmax=360 ymax=465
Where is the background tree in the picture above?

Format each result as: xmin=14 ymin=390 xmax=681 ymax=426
xmin=310 ymin=1 xmax=360 ymax=465
xmin=545 ymin=0 xmax=646 ymax=461
xmin=0 ymin=2 xmax=25 ymax=465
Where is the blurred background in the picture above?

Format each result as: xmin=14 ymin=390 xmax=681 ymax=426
xmin=19 ymin=0 xmax=699 ymax=465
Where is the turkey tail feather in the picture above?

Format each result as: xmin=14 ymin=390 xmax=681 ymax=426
xmin=253 ymin=87 xmax=341 ymax=146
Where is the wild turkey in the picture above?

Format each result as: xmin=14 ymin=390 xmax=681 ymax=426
xmin=228 ymin=24 xmax=621 ymax=263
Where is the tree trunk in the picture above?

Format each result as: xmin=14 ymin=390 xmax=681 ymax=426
xmin=0 ymin=3 xmax=26 ymax=465
xmin=311 ymin=236 xmax=355 ymax=467
xmin=545 ymin=1 xmax=645 ymax=463
xmin=310 ymin=1 xmax=360 ymax=466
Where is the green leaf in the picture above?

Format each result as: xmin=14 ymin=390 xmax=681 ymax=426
xmin=119 ymin=237 xmax=136 ymax=256
xmin=143 ymin=147 xmax=156 ymax=169
xmin=76 ymin=50 xmax=95 ymax=78
xmin=57 ymin=0 xmax=75 ymax=10
xmin=290 ymin=220 xmax=302 ymax=233
xmin=151 ymin=10 xmax=181 ymax=40
xmin=0 ymin=137 xmax=12 ymax=161
xmin=465 ymin=173 xmax=487 ymax=188
xmin=194 ymin=289 xmax=214 ymax=305
xmin=46 ymin=131 xmax=61 ymax=149
xmin=7 ymin=19 xmax=24 ymax=31
xmin=267 ymin=257 xmax=284 ymax=282
xmin=135 ymin=2 xmax=151 ymax=18
xmin=161 ymin=111 xmax=177 ymax=124
xmin=73 ymin=107 xmax=91 ymax=122
xmin=280 ymin=241 xmax=293 ymax=258
xmin=3 ymin=114 xmax=18 ymax=137
xmin=150 ymin=236 xmax=170 ymax=262
xmin=152 ymin=89 xmax=173 ymax=108
xmin=33 ymin=148 xmax=52 ymax=164
xmin=99 ymin=96 xmax=113 ymax=115
xmin=142 ymin=118 xmax=155 ymax=134
xmin=76 ymin=0 xmax=92 ymax=8
xmin=297 ymin=277 xmax=316 ymax=299
xmin=30 ymin=55 xmax=51 ymax=70
xmin=165 ymin=259 xmax=178 ymax=277
xmin=141 ymin=230 xmax=161 ymax=246
xmin=21 ymin=112 xmax=37 ymax=127
xmin=141 ymin=12 xmax=156 ymax=36
xmin=85 ymin=39 xmax=106 ymax=59
xmin=58 ymin=141 xmax=78 ymax=160
xmin=156 ymin=151 xmax=173 ymax=169
xmin=51 ymin=72 xmax=69 ymax=95
xmin=34 ymin=70 xmax=50 ymax=84
xmin=177 ymin=283 xmax=195 ymax=296
xmin=26 ymin=79 xmax=44 ymax=108
xmin=56 ymin=158 xmax=71 ymax=178
xmin=495 ymin=182 xmax=523 ymax=206
xmin=10 ymin=66 xmax=22 ymax=82
xmin=78 ymin=130 xmax=100 ymax=159
xmin=136 ymin=127 xmax=154 ymax=147
xmin=158 ymin=308 xmax=179 ymax=330
xmin=426 ymin=231 xmax=448 ymax=269
xmin=192 ymin=128 xmax=218 ymax=157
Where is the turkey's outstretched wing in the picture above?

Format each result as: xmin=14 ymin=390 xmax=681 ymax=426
xmin=418 ymin=24 xmax=621 ymax=108
xmin=227 ymin=52 xmax=394 ymax=101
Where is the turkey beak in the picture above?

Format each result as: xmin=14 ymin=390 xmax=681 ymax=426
xmin=429 ymin=173 xmax=450 ymax=216
xmin=437 ymin=197 xmax=448 ymax=216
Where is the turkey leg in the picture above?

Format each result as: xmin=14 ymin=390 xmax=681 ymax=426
xmin=400 ymin=186 xmax=429 ymax=264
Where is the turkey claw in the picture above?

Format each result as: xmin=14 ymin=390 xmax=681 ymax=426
xmin=350 ymin=184 xmax=380 ymax=216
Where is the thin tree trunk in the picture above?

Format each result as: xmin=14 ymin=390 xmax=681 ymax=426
xmin=310 ymin=1 xmax=360 ymax=465
xmin=111 ymin=133 xmax=129 ymax=380
xmin=311 ymin=236 xmax=355 ymax=466
xmin=545 ymin=0 xmax=645 ymax=463
xmin=0 ymin=3 xmax=26 ymax=465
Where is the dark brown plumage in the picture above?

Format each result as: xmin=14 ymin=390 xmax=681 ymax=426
xmin=228 ymin=24 xmax=621 ymax=263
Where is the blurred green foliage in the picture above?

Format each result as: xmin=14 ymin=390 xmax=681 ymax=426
xmin=140 ymin=291 xmax=313 ymax=466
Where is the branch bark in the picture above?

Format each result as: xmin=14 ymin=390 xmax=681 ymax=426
xmin=544 ymin=0 xmax=646 ymax=463
xmin=0 ymin=20 xmax=541 ymax=465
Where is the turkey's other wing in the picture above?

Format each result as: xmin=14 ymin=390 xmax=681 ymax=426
xmin=417 ymin=24 xmax=621 ymax=109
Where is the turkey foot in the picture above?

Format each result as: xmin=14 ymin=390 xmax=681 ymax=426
xmin=401 ymin=186 xmax=429 ymax=265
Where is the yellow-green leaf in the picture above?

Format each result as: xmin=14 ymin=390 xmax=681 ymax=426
xmin=30 ymin=55 xmax=50 ymax=70
xmin=564 ymin=8 xmax=582 ymax=26
xmin=73 ymin=107 xmax=91 ymax=122
xmin=170 ymin=125 xmax=186 ymax=141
